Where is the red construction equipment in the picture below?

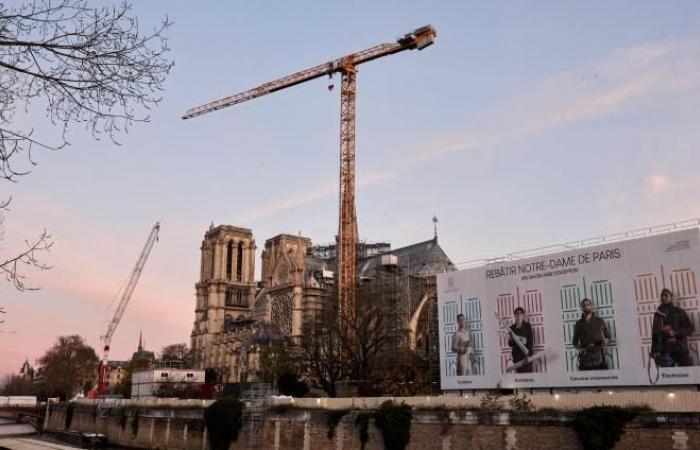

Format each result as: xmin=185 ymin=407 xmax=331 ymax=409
xmin=95 ymin=222 xmax=160 ymax=396
xmin=183 ymin=25 xmax=436 ymax=328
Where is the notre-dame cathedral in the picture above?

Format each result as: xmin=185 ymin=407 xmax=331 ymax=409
xmin=190 ymin=223 xmax=455 ymax=383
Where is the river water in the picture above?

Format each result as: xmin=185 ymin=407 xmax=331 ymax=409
xmin=0 ymin=418 xmax=121 ymax=449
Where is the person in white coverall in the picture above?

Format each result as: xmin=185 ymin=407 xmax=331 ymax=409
xmin=452 ymin=313 xmax=473 ymax=375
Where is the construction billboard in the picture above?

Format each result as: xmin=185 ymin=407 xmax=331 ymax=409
xmin=438 ymin=227 xmax=700 ymax=390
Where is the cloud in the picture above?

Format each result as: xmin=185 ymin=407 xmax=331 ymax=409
xmin=225 ymin=38 xmax=700 ymax=223
xmin=644 ymin=172 xmax=700 ymax=200
xmin=645 ymin=174 xmax=672 ymax=198
xmin=407 ymin=38 xmax=700 ymax=164
xmin=238 ymin=169 xmax=398 ymax=222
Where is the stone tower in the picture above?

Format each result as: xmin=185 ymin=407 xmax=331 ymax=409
xmin=259 ymin=233 xmax=316 ymax=342
xmin=191 ymin=224 xmax=256 ymax=369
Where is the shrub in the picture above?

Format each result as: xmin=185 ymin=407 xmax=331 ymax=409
xmin=326 ymin=409 xmax=349 ymax=439
xmin=118 ymin=408 xmax=128 ymax=430
xmin=131 ymin=408 xmax=140 ymax=436
xmin=269 ymin=403 xmax=296 ymax=415
xmin=277 ymin=373 xmax=309 ymax=397
xmin=479 ymin=392 xmax=504 ymax=411
xmin=203 ymin=398 xmax=244 ymax=450
xmin=437 ymin=407 xmax=452 ymax=436
xmin=374 ymin=400 xmax=413 ymax=450
xmin=356 ymin=413 xmax=371 ymax=450
xmin=573 ymin=406 xmax=638 ymax=450
xmin=64 ymin=403 xmax=74 ymax=429
xmin=508 ymin=393 xmax=534 ymax=412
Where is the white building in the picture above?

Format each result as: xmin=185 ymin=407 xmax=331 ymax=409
xmin=131 ymin=367 xmax=205 ymax=399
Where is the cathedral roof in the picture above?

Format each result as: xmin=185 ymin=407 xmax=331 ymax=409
xmin=131 ymin=331 xmax=155 ymax=363
xmin=357 ymin=237 xmax=456 ymax=277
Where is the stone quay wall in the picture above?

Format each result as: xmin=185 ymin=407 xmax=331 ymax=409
xmin=43 ymin=397 xmax=700 ymax=450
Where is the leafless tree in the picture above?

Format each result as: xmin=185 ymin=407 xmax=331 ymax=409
xmin=0 ymin=0 xmax=173 ymax=180
xmin=300 ymin=303 xmax=345 ymax=397
xmin=0 ymin=198 xmax=53 ymax=291
xmin=159 ymin=343 xmax=195 ymax=368
xmin=0 ymin=374 xmax=35 ymax=395
xmin=0 ymin=1 xmax=172 ymax=293
xmin=300 ymin=283 xmax=396 ymax=397
xmin=340 ymin=287 xmax=395 ymax=385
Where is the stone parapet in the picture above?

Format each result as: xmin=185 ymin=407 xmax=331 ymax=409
xmin=42 ymin=396 xmax=700 ymax=449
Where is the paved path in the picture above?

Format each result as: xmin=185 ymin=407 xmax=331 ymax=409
xmin=0 ymin=418 xmax=36 ymax=439
xmin=0 ymin=437 xmax=78 ymax=449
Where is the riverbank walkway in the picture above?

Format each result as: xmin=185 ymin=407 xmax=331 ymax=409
xmin=0 ymin=437 xmax=79 ymax=449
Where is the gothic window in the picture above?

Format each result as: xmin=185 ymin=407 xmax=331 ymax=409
xmin=275 ymin=260 xmax=289 ymax=285
xmin=210 ymin=246 xmax=216 ymax=279
xmin=271 ymin=292 xmax=294 ymax=335
xmin=225 ymin=288 xmax=247 ymax=308
xmin=226 ymin=241 xmax=234 ymax=280
xmin=237 ymin=241 xmax=243 ymax=281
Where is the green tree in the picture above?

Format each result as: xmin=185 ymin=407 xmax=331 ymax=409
xmin=36 ymin=335 xmax=98 ymax=399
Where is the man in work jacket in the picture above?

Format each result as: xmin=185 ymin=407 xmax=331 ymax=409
xmin=652 ymin=288 xmax=695 ymax=367
xmin=572 ymin=298 xmax=610 ymax=370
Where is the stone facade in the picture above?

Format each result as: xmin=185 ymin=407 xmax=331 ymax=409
xmin=190 ymin=224 xmax=257 ymax=378
xmin=190 ymin=223 xmax=455 ymax=384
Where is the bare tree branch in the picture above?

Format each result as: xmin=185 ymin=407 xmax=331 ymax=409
xmin=0 ymin=0 xmax=173 ymax=181
xmin=0 ymin=228 xmax=53 ymax=291
xmin=0 ymin=1 xmax=172 ymax=293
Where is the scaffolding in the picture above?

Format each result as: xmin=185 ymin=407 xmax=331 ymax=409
xmin=240 ymin=382 xmax=273 ymax=448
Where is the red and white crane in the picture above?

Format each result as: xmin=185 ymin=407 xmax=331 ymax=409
xmin=96 ymin=222 xmax=160 ymax=396
xmin=183 ymin=25 xmax=436 ymax=328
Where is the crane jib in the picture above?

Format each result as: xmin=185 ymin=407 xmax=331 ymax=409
xmin=182 ymin=25 xmax=435 ymax=119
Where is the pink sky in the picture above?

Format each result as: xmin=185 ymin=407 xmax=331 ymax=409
xmin=2 ymin=1 xmax=700 ymax=378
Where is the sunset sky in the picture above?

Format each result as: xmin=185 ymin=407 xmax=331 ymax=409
xmin=2 ymin=1 xmax=700 ymax=376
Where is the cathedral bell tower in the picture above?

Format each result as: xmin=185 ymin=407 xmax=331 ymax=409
xmin=191 ymin=224 xmax=256 ymax=369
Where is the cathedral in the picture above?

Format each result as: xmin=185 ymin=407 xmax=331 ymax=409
xmin=190 ymin=223 xmax=456 ymax=383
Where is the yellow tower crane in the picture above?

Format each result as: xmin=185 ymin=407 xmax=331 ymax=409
xmin=183 ymin=25 xmax=436 ymax=329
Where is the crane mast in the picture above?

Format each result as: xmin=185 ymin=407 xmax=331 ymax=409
xmin=96 ymin=222 xmax=160 ymax=396
xmin=183 ymin=25 xmax=435 ymax=331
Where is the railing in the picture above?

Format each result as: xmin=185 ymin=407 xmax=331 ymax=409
xmin=455 ymin=219 xmax=700 ymax=269
xmin=0 ymin=405 xmax=45 ymax=430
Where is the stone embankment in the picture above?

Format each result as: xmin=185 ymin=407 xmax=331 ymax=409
xmin=42 ymin=392 xmax=700 ymax=449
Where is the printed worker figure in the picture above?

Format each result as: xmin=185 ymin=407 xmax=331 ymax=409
xmin=508 ymin=307 xmax=534 ymax=373
xmin=452 ymin=313 xmax=473 ymax=375
xmin=652 ymin=288 xmax=695 ymax=367
xmin=572 ymin=298 xmax=610 ymax=370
